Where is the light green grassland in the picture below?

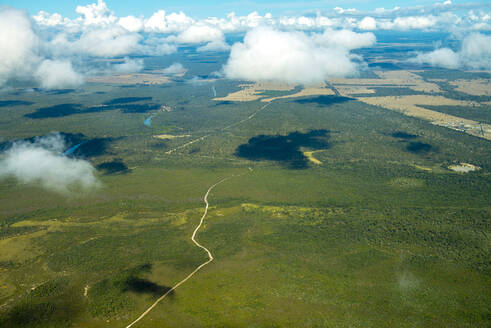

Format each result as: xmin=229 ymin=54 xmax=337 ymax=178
xmin=0 ymin=72 xmax=490 ymax=327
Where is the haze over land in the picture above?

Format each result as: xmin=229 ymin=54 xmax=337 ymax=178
xmin=0 ymin=1 xmax=490 ymax=328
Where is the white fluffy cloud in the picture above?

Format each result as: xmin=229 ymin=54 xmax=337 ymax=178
xmin=35 ymin=59 xmax=84 ymax=89
xmin=391 ymin=15 xmax=438 ymax=30
xmin=0 ymin=134 xmax=99 ymax=194
xmin=162 ymin=63 xmax=187 ymax=75
xmin=163 ymin=24 xmax=230 ymax=52
xmin=411 ymin=48 xmax=460 ymax=69
xmin=223 ymin=27 xmax=369 ymax=85
xmin=0 ymin=7 xmax=83 ymax=89
xmin=77 ymin=26 xmax=142 ymax=57
xmin=75 ymin=0 xmax=117 ymax=26
xmin=358 ymin=17 xmax=377 ymax=30
xmin=144 ymin=10 xmax=194 ymax=33
xmin=313 ymin=29 xmax=376 ymax=50
xmin=112 ymin=57 xmax=144 ymax=73
xmin=197 ymin=40 xmax=230 ymax=52
xmin=410 ymin=33 xmax=491 ymax=69
xmin=0 ymin=7 xmax=39 ymax=85
xmin=175 ymin=25 xmax=224 ymax=43
xmin=118 ymin=15 xmax=144 ymax=32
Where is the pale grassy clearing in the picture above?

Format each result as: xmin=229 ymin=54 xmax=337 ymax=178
xmin=261 ymin=84 xmax=335 ymax=102
xmin=11 ymin=213 xmax=169 ymax=231
xmin=330 ymin=70 xmax=441 ymax=93
xmin=154 ymin=134 xmax=191 ymax=140
xmin=448 ymin=163 xmax=481 ymax=173
xmin=449 ymin=79 xmax=491 ymax=96
xmin=213 ymin=82 xmax=295 ymax=102
xmin=0 ymin=230 xmax=46 ymax=262
xmin=412 ymin=164 xmax=433 ymax=172
xmin=357 ymin=95 xmax=491 ymax=140
xmin=301 ymin=149 xmax=325 ymax=165
xmin=239 ymin=203 xmax=342 ymax=225
xmin=87 ymin=74 xmax=171 ymax=85
xmin=335 ymin=85 xmax=376 ymax=96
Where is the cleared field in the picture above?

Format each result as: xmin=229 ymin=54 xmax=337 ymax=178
xmin=213 ymin=82 xmax=295 ymax=102
xmin=357 ymin=95 xmax=491 ymax=140
xmin=87 ymin=74 xmax=171 ymax=85
xmin=153 ymin=134 xmax=191 ymax=140
xmin=335 ymin=85 xmax=376 ymax=96
xmin=261 ymin=85 xmax=335 ymax=102
xmin=449 ymin=79 xmax=491 ymax=96
xmin=330 ymin=70 xmax=441 ymax=94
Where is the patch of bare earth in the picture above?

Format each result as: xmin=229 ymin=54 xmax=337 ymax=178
xmin=448 ymin=163 xmax=482 ymax=173
xmin=154 ymin=134 xmax=191 ymax=140
xmin=87 ymin=74 xmax=171 ymax=85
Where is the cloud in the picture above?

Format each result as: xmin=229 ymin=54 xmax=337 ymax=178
xmin=118 ymin=15 xmax=144 ymax=32
xmin=223 ymin=27 xmax=368 ymax=85
xmin=75 ymin=0 xmax=117 ymax=26
xmin=313 ymin=29 xmax=376 ymax=50
xmin=334 ymin=7 xmax=357 ymax=14
xmin=0 ymin=7 xmax=83 ymax=89
xmin=197 ymin=40 xmax=230 ymax=52
xmin=0 ymin=7 xmax=40 ymax=86
xmin=358 ymin=16 xmax=377 ymax=30
xmin=35 ymin=59 xmax=84 ymax=89
xmin=139 ymin=36 xmax=178 ymax=55
xmin=410 ymin=48 xmax=460 ymax=69
xmin=112 ymin=57 xmax=144 ymax=73
xmin=33 ymin=11 xmax=66 ymax=27
xmin=0 ymin=133 xmax=99 ymax=194
xmin=144 ymin=10 xmax=194 ymax=33
xmin=76 ymin=26 xmax=142 ymax=57
xmin=173 ymin=25 xmax=225 ymax=43
xmin=162 ymin=63 xmax=187 ymax=75
xmin=391 ymin=15 xmax=438 ymax=30
xmin=166 ymin=24 xmax=230 ymax=52
xmin=410 ymin=33 xmax=491 ymax=69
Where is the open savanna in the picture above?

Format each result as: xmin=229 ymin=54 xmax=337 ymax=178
xmin=0 ymin=67 xmax=490 ymax=327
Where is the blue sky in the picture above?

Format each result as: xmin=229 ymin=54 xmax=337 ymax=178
xmin=3 ymin=0 xmax=489 ymax=18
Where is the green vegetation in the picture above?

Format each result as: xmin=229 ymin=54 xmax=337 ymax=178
xmin=0 ymin=63 xmax=490 ymax=327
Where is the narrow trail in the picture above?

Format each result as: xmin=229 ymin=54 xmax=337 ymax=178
xmin=165 ymin=101 xmax=273 ymax=154
xmin=125 ymin=175 xmax=238 ymax=328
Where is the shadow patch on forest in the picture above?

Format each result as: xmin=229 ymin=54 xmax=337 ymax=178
xmin=25 ymin=101 xmax=161 ymax=118
xmin=71 ymin=137 xmax=117 ymax=158
xmin=0 ymin=100 xmax=33 ymax=107
xmin=236 ymin=129 xmax=330 ymax=169
xmin=0 ymin=278 xmax=82 ymax=328
xmin=96 ymin=159 xmax=130 ymax=175
xmin=214 ymin=101 xmax=233 ymax=106
xmin=391 ymin=131 xmax=419 ymax=139
xmin=104 ymin=97 xmax=152 ymax=105
xmin=406 ymin=141 xmax=433 ymax=154
xmin=24 ymin=104 xmax=82 ymax=119
xmin=0 ymin=132 xmax=118 ymax=158
xmin=295 ymin=95 xmax=352 ymax=106
xmin=124 ymin=278 xmax=174 ymax=298
xmin=34 ymin=88 xmax=76 ymax=95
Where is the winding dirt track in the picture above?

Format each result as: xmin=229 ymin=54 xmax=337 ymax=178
xmin=125 ymin=176 xmax=234 ymax=328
